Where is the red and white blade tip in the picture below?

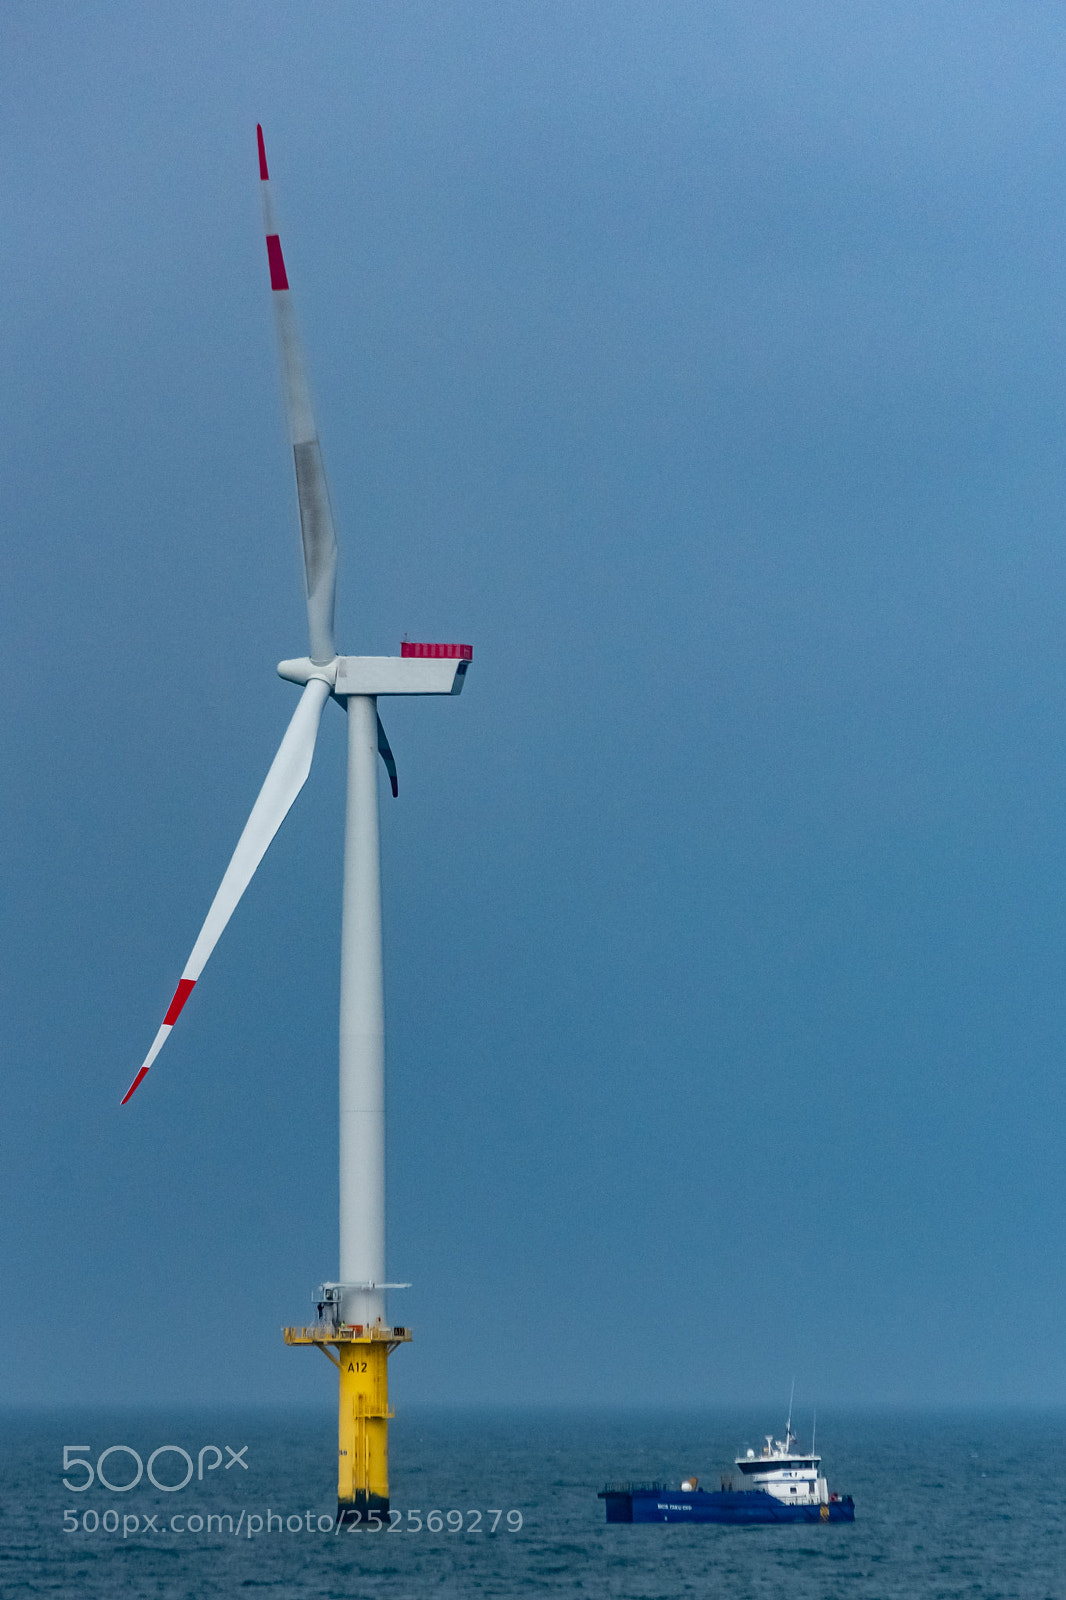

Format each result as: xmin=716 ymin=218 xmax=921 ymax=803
xmin=119 ymin=977 xmax=197 ymax=1104
xmin=120 ymin=1066 xmax=149 ymax=1105
xmin=257 ymin=126 xmax=289 ymax=291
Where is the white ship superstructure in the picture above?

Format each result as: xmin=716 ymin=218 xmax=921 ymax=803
xmin=736 ymin=1427 xmax=828 ymax=1506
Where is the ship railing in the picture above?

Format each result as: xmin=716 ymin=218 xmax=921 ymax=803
xmin=601 ymin=1482 xmax=670 ymax=1494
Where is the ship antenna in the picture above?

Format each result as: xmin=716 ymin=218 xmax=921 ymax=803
xmin=786 ymin=1378 xmax=795 ymax=1448
xmin=811 ymin=1408 xmax=817 ymax=1456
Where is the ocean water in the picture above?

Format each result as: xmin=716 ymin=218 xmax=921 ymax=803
xmin=3 ymin=1406 xmax=1064 ymax=1598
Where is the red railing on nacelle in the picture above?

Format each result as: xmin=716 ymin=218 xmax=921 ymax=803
xmin=400 ymin=642 xmax=473 ymax=660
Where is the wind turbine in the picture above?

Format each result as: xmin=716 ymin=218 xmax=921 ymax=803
xmin=121 ymin=125 xmax=472 ymax=1523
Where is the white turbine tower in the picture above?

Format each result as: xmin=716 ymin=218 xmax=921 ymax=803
xmin=122 ymin=126 xmax=472 ymax=1523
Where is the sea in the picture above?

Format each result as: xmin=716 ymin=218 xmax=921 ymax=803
xmin=3 ymin=1406 xmax=1064 ymax=1598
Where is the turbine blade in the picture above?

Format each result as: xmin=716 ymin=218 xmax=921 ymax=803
xmin=121 ymin=677 xmax=331 ymax=1103
xmin=257 ymin=125 xmax=338 ymax=666
xmin=376 ymin=712 xmax=398 ymax=798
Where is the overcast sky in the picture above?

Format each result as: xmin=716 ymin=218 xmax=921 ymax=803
xmin=6 ymin=0 xmax=1066 ymax=1410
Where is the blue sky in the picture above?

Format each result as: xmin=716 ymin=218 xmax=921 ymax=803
xmin=6 ymin=0 xmax=1066 ymax=1409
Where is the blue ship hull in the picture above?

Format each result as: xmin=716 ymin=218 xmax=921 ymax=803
xmin=600 ymin=1487 xmax=855 ymax=1524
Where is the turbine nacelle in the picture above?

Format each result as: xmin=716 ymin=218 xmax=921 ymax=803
xmin=277 ymin=647 xmax=472 ymax=697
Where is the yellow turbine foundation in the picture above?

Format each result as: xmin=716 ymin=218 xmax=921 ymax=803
xmin=283 ymin=1322 xmax=411 ymax=1522
xmin=338 ymin=1337 xmax=389 ymax=1512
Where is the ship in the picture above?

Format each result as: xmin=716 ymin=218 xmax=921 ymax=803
xmin=599 ymin=1413 xmax=855 ymax=1524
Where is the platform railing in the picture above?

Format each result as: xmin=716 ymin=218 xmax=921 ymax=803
xmin=282 ymin=1323 xmax=412 ymax=1343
